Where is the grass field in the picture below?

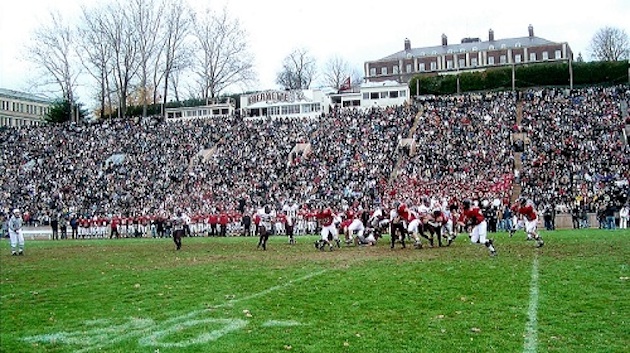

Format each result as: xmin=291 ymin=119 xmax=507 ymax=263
xmin=1 ymin=229 xmax=628 ymax=353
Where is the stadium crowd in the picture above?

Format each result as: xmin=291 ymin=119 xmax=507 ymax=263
xmin=518 ymin=86 xmax=629 ymax=215
xmin=387 ymin=91 xmax=518 ymax=208
xmin=0 ymin=85 xmax=628 ymax=238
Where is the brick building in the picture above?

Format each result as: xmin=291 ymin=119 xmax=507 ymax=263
xmin=364 ymin=25 xmax=573 ymax=83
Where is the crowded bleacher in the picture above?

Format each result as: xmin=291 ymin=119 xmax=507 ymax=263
xmin=1 ymin=85 xmax=628 ymax=234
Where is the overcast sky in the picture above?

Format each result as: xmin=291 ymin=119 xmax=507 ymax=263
xmin=1 ymin=0 xmax=628 ymax=107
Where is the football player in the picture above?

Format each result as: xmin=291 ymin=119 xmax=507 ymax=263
xmin=514 ymin=197 xmax=544 ymax=248
xmin=256 ymin=204 xmax=276 ymax=250
xmin=456 ymin=199 xmax=497 ymax=256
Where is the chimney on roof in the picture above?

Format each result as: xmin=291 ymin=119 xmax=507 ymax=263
xmin=489 ymin=28 xmax=494 ymax=42
xmin=404 ymin=38 xmax=411 ymax=51
xmin=528 ymin=24 xmax=534 ymax=37
xmin=442 ymin=34 xmax=448 ymax=46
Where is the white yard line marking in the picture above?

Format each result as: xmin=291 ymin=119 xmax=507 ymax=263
xmin=1 ymin=274 xmax=123 ymax=300
xmin=23 ymin=269 xmax=327 ymax=353
xmin=210 ymin=270 xmax=327 ymax=309
xmin=523 ymin=254 xmax=539 ymax=353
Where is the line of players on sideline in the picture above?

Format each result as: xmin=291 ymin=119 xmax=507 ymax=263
xmin=45 ymin=196 xmax=544 ymax=255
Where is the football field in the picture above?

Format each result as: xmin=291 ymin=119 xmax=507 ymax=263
xmin=1 ymin=229 xmax=628 ymax=353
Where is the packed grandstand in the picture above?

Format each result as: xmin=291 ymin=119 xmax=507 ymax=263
xmin=1 ymin=85 xmax=628 ymax=232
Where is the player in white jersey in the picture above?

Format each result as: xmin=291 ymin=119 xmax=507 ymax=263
xmin=8 ymin=209 xmax=25 ymax=255
xmin=282 ymin=202 xmax=299 ymax=244
xmin=256 ymin=205 xmax=276 ymax=250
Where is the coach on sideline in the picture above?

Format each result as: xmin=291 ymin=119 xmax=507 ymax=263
xmin=8 ymin=209 xmax=25 ymax=256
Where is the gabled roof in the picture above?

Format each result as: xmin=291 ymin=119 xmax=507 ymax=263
xmin=374 ymin=36 xmax=560 ymax=62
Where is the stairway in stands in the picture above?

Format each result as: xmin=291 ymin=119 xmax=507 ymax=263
xmin=510 ymin=99 xmax=524 ymax=203
xmin=389 ymin=107 xmax=423 ymax=183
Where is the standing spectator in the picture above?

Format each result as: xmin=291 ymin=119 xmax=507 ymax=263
xmin=502 ymin=204 xmax=513 ymax=232
xmin=571 ymin=204 xmax=581 ymax=229
xmin=50 ymin=211 xmax=59 ymax=240
xmin=580 ymin=206 xmax=589 ymax=229
xmin=110 ymin=215 xmax=120 ymax=239
xmin=182 ymin=212 xmax=191 ymax=237
xmin=604 ymin=203 xmax=617 ymax=230
xmin=619 ymin=204 xmax=629 ymax=229
xmin=596 ymin=205 xmax=606 ymax=229
xmin=59 ymin=216 xmax=68 ymax=239
xmin=70 ymin=214 xmax=79 ymax=239
xmin=241 ymin=211 xmax=252 ymax=237
xmin=218 ymin=210 xmax=230 ymax=237
xmin=209 ymin=211 xmax=218 ymax=237
xmin=543 ymin=204 xmax=553 ymax=231
xmin=156 ymin=214 xmax=165 ymax=238
xmin=1 ymin=213 xmax=8 ymax=239
xmin=8 ymin=209 xmax=25 ymax=256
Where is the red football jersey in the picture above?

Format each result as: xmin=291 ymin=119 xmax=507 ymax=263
xmin=458 ymin=207 xmax=485 ymax=226
xmin=317 ymin=208 xmax=334 ymax=227
xmin=517 ymin=205 xmax=537 ymax=221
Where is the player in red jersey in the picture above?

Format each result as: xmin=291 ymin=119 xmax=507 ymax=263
xmin=314 ymin=206 xmax=341 ymax=251
xmin=456 ymin=199 xmax=497 ymax=256
xmin=389 ymin=202 xmax=408 ymax=249
xmin=344 ymin=208 xmax=366 ymax=245
xmin=339 ymin=215 xmax=353 ymax=244
xmin=110 ymin=215 xmax=121 ymax=239
xmin=514 ymin=198 xmax=544 ymax=247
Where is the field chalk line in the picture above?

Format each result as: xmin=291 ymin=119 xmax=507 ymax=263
xmin=23 ymin=269 xmax=327 ymax=353
xmin=523 ymin=254 xmax=539 ymax=353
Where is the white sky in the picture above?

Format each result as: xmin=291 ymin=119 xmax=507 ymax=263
xmin=1 ymin=0 xmax=628 ymax=107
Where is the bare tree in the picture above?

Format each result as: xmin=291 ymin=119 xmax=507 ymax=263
xmin=276 ymin=48 xmax=317 ymax=90
xmin=321 ymin=55 xmax=363 ymax=90
xmin=101 ymin=0 xmax=140 ymax=118
xmin=589 ymin=26 xmax=630 ymax=61
xmin=26 ymin=10 xmax=81 ymax=121
xmin=129 ymin=0 xmax=165 ymax=117
xmin=160 ymin=0 xmax=193 ymax=110
xmin=192 ymin=7 xmax=256 ymax=102
xmin=78 ymin=5 xmax=114 ymax=120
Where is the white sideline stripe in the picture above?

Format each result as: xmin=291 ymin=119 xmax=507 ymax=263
xmin=25 ymin=269 xmax=327 ymax=353
xmin=523 ymin=255 xmax=539 ymax=353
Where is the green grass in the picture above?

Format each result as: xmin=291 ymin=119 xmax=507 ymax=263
xmin=1 ymin=229 xmax=628 ymax=353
